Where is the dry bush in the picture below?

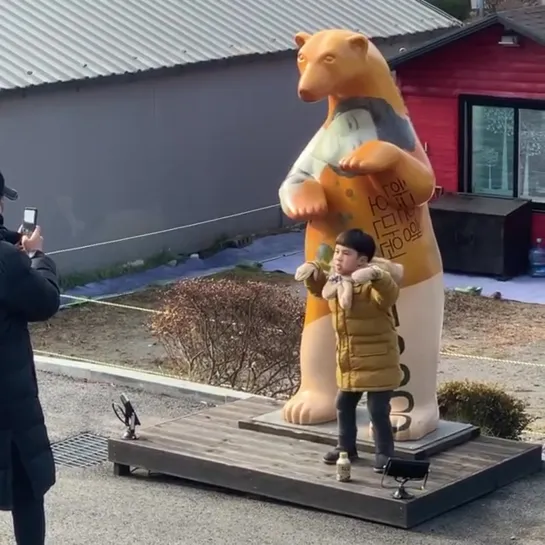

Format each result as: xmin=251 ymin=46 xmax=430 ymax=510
xmin=438 ymin=380 xmax=534 ymax=440
xmin=151 ymin=277 xmax=304 ymax=398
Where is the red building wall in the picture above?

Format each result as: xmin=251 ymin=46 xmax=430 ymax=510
xmin=396 ymin=24 xmax=545 ymax=239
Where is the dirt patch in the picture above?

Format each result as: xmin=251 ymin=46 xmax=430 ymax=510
xmin=30 ymin=269 xmax=295 ymax=374
xmin=31 ymin=268 xmax=545 ymax=434
xmin=32 ymin=286 xmax=168 ymax=371
xmin=442 ymin=290 xmax=545 ymax=363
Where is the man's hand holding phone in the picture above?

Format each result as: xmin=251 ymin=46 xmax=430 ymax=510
xmin=21 ymin=226 xmax=44 ymax=254
xmin=16 ymin=207 xmax=42 ymax=255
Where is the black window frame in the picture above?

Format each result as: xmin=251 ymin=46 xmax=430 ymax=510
xmin=458 ymin=94 xmax=545 ymax=212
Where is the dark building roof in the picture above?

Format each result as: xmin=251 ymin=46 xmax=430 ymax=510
xmin=378 ymin=28 xmax=457 ymax=60
xmin=389 ymin=5 xmax=545 ymax=68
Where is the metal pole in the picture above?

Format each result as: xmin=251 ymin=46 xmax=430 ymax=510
xmin=477 ymin=0 xmax=485 ymax=17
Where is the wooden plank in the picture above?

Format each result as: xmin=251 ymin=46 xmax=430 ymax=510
xmin=147 ymin=419 xmax=495 ymax=491
xmin=434 ymin=440 xmax=519 ymax=465
xmin=108 ymin=437 xmax=410 ymax=528
xmin=133 ymin=430 xmax=392 ymax=494
xmin=108 ymin=431 xmax=541 ymax=529
xmin=144 ymin=418 xmax=446 ymax=491
xmin=108 ymin=399 xmax=543 ymax=529
xmin=475 ymin=434 xmax=539 ymax=452
xmin=181 ymin=400 xmax=524 ymax=467
xmin=157 ymin=413 xmax=485 ymax=485
xmin=154 ymin=408 xmax=471 ymax=474
xmin=230 ymin=398 xmax=531 ymax=464
xmin=143 ymin=399 xmax=537 ymax=480
xmin=419 ymin=441 xmax=542 ymax=493
xmin=145 ymin=398 xmax=279 ymax=430
xmin=149 ymin=414 xmax=472 ymax=489
xmin=134 ymin=400 xmax=537 ymax=483
xmin=406 ymin=442 xmax=543 ymax=526
xmin=146 ymin=419 xmax=463 ymax=488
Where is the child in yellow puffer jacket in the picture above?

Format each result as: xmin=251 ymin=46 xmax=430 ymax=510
xmin=295 ymin=228 xmax=403 ymax=473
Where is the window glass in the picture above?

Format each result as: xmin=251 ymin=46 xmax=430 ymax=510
xmin=471 ymin=105 xmax=515 ymax=198
xmin=519 ymin=108 xmax=545 ymax=203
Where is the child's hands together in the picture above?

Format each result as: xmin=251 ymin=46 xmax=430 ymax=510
xmin=295 ymin=262 xmax=320 ymax=281
xmin=352 ymin=265 xmax=382 ymax=284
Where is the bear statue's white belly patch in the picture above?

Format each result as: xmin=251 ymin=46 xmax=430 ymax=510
xmin=313 ymin=109 xmax=378 ymax=169
xmin=280 ymin=98 xmax=416 ymax=190
xmin=285 ymin=109 xmax=379 ymax=184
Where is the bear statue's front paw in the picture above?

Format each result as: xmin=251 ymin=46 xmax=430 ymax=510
xmin=339 ymin=141 xmax=400 ymax=175
xmin=283 ymin=389 xmax=337 ymax=425
xmin=280 ymin=180 xmax=328 ymax=221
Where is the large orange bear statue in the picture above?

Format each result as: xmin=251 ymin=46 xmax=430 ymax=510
xmin=278 ymin=29 xmax=444 ymax=441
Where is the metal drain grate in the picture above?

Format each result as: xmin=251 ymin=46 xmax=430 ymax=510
xmin=51 ymin=432 xmax=108 ymax=468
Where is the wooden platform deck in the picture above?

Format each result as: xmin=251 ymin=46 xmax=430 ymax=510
xmin=108 ymin=397 xmax=543 ymax=529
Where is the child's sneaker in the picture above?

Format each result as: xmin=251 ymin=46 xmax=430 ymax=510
xmin=322 ymin=447 xmax=358 ymax=465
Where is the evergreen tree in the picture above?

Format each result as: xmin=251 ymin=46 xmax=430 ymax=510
xmin=428 ymin=0 xmax=472 ymax=21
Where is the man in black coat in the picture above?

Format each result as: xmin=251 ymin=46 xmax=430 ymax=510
xmin=0 ymin=172 xmax=60 ymax=545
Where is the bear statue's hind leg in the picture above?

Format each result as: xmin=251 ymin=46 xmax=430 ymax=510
xmin=388 ymin=273 xmax=444 ymax=441
xmin=390 ymin=403 xmax=440 ymax=442
xmin=282 ymin=298 xmax=337 ymax=425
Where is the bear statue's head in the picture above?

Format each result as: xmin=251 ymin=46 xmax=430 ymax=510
xmin=294 ymin=29 xmax=394 ymax=105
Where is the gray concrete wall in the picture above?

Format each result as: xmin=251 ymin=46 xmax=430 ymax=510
xmin=0 ymin=56 xmax=321 ymax=273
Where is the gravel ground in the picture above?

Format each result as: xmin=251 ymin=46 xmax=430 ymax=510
xmin=0 ymin=372 xmax=544 ymax=545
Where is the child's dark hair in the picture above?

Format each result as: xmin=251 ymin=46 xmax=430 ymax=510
xmin=336 ymin=229 xmax=376 ymax=261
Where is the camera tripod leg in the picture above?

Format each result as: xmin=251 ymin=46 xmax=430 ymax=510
xmin=113 ymin=463 xmax=131 ymax=477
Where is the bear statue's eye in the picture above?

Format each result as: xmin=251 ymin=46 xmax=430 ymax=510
xmin=323 ymin=54 xmax=336 ymax=63
xmin=297 ymin=53 xmax=305 ymax=63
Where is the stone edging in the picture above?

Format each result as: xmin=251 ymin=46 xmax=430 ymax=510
xmin=34 ymin=354 xmax=268 ymax=404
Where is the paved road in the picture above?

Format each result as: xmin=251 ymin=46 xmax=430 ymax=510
xmin=0 ymin=372 xmax=543 ymax=545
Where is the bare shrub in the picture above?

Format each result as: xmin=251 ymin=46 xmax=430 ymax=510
xmin=438 ymin=380 xmax=534 ymax=440
xmin=151 ymin=278 xmax=304 ymax=398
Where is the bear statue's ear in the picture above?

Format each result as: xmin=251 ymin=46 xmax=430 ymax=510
xmin=294 ymin=32 xmax=312 ymax=48
xmin=347 ymin=34 xmax=368 ymax=56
